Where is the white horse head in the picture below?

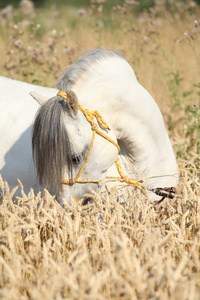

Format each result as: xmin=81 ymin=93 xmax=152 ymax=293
xmin=31 ymin=89 xmax=119 ymax=203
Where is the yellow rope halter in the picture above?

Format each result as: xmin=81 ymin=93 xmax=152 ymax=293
xmin=57 ymin=91 xmax=144 ymax=190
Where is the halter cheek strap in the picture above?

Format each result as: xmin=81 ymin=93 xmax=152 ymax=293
xmin=57 ymin=91 xmax=177 ymax=200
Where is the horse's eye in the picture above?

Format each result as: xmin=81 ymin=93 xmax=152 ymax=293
xmin=72 ymin=155 xmax=81 ymax=165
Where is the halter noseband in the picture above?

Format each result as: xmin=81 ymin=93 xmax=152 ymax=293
xmin=57 ymin=91 xmax=177 ymax=201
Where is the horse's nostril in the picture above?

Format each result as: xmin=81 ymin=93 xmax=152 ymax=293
xmin=82 ymin=197 xmax=92 ymax=206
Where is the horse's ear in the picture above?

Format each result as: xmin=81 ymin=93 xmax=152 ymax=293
xmin=29 ymin=91 xmax=48 ymax=105
xmin=66 ymin=90 xmax=79 ymax=117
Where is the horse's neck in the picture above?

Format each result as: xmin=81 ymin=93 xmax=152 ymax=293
xmin=116 ymin=124 xmax=178 ymax=188
xmin=107 ymin=88 xmax=178 ymax=189
xmin=72 ymin=67 xmax=178 ymax=189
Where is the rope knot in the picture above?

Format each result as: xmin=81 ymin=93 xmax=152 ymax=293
xmin=68 ymin=178 xmax=75 ymax=185
xmin=91 ymin=124 xmax=98 ymax=131
xmin=94 ymin=111 xmax=110 ymax=130
xmin=79 ymin=104 xmax=110 ymax=130
xmin=115 ymin=159 xmax=144 ymax=190
xmin=122 ymin=175 xmax=142 ymax=189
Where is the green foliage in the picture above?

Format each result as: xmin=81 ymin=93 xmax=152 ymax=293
xmin=164 ymin=70 xmax=186 ymax=109
xmin=175 ymin=84 xmax=200 ymax=164
xmin=134 ymin=0 xmax=155 ymax=12
xmin=185 ymin=84 xmax=200 ymax=151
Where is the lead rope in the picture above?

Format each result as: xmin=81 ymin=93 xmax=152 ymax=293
xmin=58 ymin=91 xmax=177 ymax=201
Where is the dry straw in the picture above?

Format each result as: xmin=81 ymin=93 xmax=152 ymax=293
xmin=0 ymin=172 xmax=200 ymax=299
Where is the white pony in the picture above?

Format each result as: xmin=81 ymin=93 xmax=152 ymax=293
xmin=0 ymin=49 xmax=178 ymax=203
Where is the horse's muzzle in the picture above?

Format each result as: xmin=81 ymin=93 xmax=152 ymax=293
xmin=82 ymin=197 xmax=92 ymax=206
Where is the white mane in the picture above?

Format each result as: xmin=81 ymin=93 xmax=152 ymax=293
xmin=57 ymin=49 xmax=125 ymax=91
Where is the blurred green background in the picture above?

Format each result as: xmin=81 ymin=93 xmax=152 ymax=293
xmin=1 ymin=0 xmax=199 ymax=12
xmin=0 ymin=0 xmax=176 ymax=10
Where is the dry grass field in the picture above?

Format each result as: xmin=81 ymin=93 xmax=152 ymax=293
xmin=0 ymin=1 xmax=200 ymax=299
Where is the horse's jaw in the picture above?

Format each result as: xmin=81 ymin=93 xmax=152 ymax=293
xmin=60 ymin=115 xmax=119 ymax=203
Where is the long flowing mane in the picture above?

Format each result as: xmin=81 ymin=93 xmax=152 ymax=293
xmin=32 ymin=97 xmax=73 ymax=194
